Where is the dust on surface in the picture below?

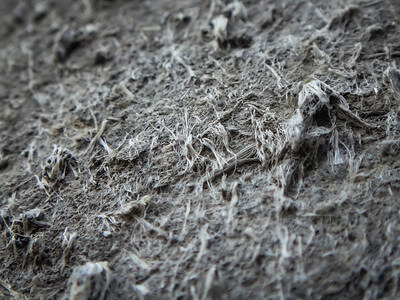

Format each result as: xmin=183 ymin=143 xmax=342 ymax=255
xmin=1 ymin=0 xmax=400 ymax=299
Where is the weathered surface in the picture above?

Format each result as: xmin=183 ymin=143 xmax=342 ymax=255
xmin=1 ymin=0 xmax=400 ymax=299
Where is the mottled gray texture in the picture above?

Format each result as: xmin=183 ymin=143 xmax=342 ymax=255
xmin=1 ymin=0 xmax=400 ymax=299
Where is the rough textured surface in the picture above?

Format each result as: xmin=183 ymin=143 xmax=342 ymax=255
xmin=1 ymin=0 xmax=400 ymax=299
